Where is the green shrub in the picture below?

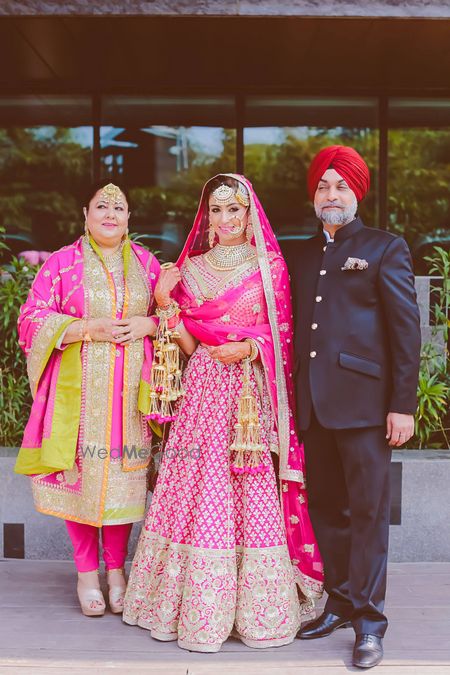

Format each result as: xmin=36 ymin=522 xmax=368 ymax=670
xmin=408 ymin=246 xmax=450 ymax=449
xmin=0 ymin=227 xmax=36 ymax=447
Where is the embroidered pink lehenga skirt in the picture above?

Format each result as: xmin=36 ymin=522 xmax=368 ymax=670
xmin=123 ymin=345 xmax=308 ymax=652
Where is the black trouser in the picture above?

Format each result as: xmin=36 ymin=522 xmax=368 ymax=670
xmin=302 ymin=411 xmax=392 ymax=637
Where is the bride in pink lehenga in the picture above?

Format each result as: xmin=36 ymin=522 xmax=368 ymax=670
xmin=123 ymin=174 xmax=323 ymax=652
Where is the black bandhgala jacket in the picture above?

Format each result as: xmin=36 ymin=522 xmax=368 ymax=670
xmin=287 ymin=217 xmax=421 ymax=431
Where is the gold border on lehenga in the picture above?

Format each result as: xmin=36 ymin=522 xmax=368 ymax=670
xmin=123 ymin=530 xmax=307 ymax=644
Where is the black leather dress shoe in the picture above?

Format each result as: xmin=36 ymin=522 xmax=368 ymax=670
xmin=298 ymin=611 xmax=351 ymax=639
xmin=353 ymin=634 xmax=384 ymax=668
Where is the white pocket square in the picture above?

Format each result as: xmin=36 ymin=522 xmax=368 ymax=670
xmin=341 ymin=257 xmax=368 ymax=271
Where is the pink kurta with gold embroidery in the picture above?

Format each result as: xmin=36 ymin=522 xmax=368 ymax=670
xmin=15 ymin=236 xmax=160 ymax=526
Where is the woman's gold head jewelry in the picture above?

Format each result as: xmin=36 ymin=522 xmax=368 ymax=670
xmin=211 ymin=182 xmax=250 ymax=207
xmin=100 ymin=183 xmax=125 ymax=203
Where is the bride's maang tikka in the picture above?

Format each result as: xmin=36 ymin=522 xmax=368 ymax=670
xmin=211 ymin=182 xmax=250 ymax=207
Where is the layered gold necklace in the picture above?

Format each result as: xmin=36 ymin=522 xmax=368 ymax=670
xmin=205 ymin=242 xmax=256 ymax=271
xmin=103 ymin=245 xmax=124 ymax=272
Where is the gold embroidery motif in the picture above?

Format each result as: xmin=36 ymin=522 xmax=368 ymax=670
xmin=27 ymin=312 xmax=74 ymax=396
xmin=123 ymin=531 xmax=306 ymax=648
xmin=184 ymin=254 xmax=259 ymax=302
xmin=62 ymin=466 xmax=79 ymax=486
xmin=122 ymin=251 xmax=152 ymax=471
xmin=61 ymin=281 xmax=83 ymax=310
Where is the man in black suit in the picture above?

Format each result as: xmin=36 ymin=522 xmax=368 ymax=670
xmin=289 ymin=146 xmax=421 ymax=669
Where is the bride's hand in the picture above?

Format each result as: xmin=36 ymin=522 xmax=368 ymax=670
xmin=154 ymin=264 xmax=181 ymax=307
xmin=206 ymin=341 xmax=251 ymax=364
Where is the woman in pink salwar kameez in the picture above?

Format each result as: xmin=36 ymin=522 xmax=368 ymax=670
xmin=15 ymin=183 xmax=160 ymax=617
xmin=123 ymin=175 xmax=323 ymax=652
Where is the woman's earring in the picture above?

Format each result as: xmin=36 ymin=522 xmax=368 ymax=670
xmin=246 ymin=219 xmax=254 ymax=243
xmin=84 ymin=221 xmax=89 ymax=237
xmin=208 ymin=224 xmax=215 ymax=248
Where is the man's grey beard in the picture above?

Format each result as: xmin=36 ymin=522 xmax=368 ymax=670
xmin=315 ymin=195 xmax=358 ymax=226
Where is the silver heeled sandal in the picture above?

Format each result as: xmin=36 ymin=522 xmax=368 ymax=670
xmin=107 ymin=567 xmax=127 ymax=614
xmin=77 ymin=570 xmax=106 ymax=617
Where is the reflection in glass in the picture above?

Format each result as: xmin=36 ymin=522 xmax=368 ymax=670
xmin=388 ymin=99 xmax=450 ymax=273
xmin=0 ymin=96 xmax=93 ymax=256
xmin=101 ymin=97 xmax=236 ymax=260
xmin=244 ymin=97 xmax=379 ymax=253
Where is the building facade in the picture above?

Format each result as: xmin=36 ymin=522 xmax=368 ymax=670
xmin=1 ymin=2 xmax=450 ymax=270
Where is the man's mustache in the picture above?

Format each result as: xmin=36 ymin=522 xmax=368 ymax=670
xmin=321 ymin=202 xmax=345 ymax=209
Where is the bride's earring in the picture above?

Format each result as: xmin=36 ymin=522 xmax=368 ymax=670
xmin=246 ymin=218 xmax=254 ymax=243
xmin=208 ymin=224 xmax=215 ymax=248
xmin=84 ymin=221 xmax=89 ymax=237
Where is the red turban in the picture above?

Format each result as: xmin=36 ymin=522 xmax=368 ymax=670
xmin=307 ymin=145 xmax=370 ymax=202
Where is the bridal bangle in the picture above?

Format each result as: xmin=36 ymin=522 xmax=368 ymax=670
xmin=245 ymin=338 xmax=258 ymax=362
xmin=155 ymin=300 xmax=180 ymax=321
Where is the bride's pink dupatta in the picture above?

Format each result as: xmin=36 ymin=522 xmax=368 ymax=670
xmin=142 ymin=174 xmax=324 ymax=600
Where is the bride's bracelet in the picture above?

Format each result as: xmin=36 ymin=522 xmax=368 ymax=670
xmin=167 ymin=314 xmax=182 ymax=330
xmin=244 ymin=338 xmax=259 ymax=362
xmin=155 ymin=299 xmax=180 ymax=321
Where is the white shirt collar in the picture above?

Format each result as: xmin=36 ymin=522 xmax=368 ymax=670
xmin=323 ymin=228 xmax=334 ymax=243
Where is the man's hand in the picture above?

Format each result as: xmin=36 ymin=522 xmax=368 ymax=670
xmin=386 ymin=412 xmax=415 ymax=447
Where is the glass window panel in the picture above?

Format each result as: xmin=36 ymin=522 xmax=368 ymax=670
xmin=0 ymin=95 xmax=93 ymax=126
xmin=387 ymin=99 xmax=450 ymax=273
xmin=102 ymin=96 xmax=236 ymax=128
xmin=0 ymin=96 xmax=93 ymax=257
xmin=101 ymin=96 xmax=237 ymax=260
xmin=245 ymin=96 xmax=378 ymax=128
xmin=244 ymin=97 xmax=379 ymax=257
xmin=389 ymin=98 xmax=450 ymax=128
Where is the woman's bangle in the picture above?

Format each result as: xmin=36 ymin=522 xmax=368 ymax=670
xmin=82 ymin=318 xmax=92 ymax=342
xmin=156 ymin=296 xmax=172 ymax=309
xmin=167 ymin=314 xmax=181 ymax=330
xmin=156 ymin=300 xmax=180 ymax=321
xmin=244 ymin=338 xmax=258 ymax=362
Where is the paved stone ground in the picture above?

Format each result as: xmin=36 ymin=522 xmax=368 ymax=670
xmin=1 ymin=560 xmax=450 ymax=674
